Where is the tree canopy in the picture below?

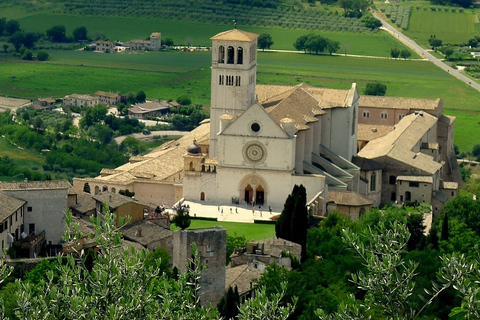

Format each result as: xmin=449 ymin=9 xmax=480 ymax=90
xmin=257 ymin=33 xmax=274 ymax=51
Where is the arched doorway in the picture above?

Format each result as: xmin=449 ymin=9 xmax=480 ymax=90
xmin=256 ymin=185 xmax=265 ymax=205
xmin=244 ymin=184 xmax=253 ymax=204
xmin=95 ymin=186 xmax=100 ymax=195
xmin=239 ymin=174 xmax=268 ymax=206
xmin=200 ymin=192 xmax=205 ymax=201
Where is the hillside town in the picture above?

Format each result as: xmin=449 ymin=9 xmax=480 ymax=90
xmin=0 ymin=27 xmax=463 ymax=310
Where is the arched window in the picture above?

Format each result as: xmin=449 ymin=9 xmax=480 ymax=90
xmin=218 ymin=46 xmax=225 ymax=63
xmin=95 ymin=186 xmax=100 ymax=195
xmin=111 ymin=187 xmax=116 ymax=193
xmin=370 ymin=172 xmax=376 ymax=192
xmin=227 ymin=46 xmax=234 ymax=64
xmin=200 ymin=192 xmax=205 ymax=201
xmin=83 ymin=183 xmax=91 ymax=193
xmin=102 ymin=185 xmax=108 ymax=192
xmin=189 ymin=162 xmax=195 ymax=171
xmin=201 ymin=164 xmax=205 ymax=172
xmin=363 ymin=111 xmax=370 ymax=118
xmin=381 ymin=112 xmax=388 ymax=119
xmin=237 ymin=47 xmax=243 ymax=64
xmin=405 ymin=191 xmax=412 ymax=202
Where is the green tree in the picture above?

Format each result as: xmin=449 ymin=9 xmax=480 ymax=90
xmin=364 ymin=82 xmax=387 ymax=96
xmin=226 ymin=233 xmax=246 ymax=264
xmin=9 ymin=31 xmax=25 ymax=52
xmin=0 ymin=17 xmax=6 ymax=36
xmin=37 ymin=51 xmax=49 ymax=61
xmin=305 ymin=34 xmax=327 ymax=54
xmin=400 ymin=49 xmax=412 ymax=59
xmin=326 ymin=40 xmax=340 ymax=55
xmin=258 ymin=33 xmax=274 ymax=51
xmin=217 ymin=286 xmax=240 ymax=319
xmin=22 ymin=49 xmax=33 ymax=60
xmin=23 ymin=32 xmax=38 ymax=49
xmin=46 ymin=25 xmax=67 ymax=42
xmin=5 ymin=19 xmax=20 ymax=36
xmin=2 ymin=44 xmax=8 ymax=53
xmin=275 ymin=185 xmax=309 ymax=260
xmin=163 ymin=37 xmax=174 ymax=46
xmin=294 ymin=34 xmax=309 ymax=52
xmin=177 ymin=95 xmax=192 ymax=106
xmin=136 ymin=90 xmax=146 ymax=103
xmin=72 ymin=26 xmax=88 ymax=42
xmin=362 ymin=14 xmax=382 ymax=29
xmin=429 ymin=36 xmax=442 ymax=50
xmin=390 ymin=47 xmax=400 ymax=58
xmin=172 ymin=207 xmax=191 ymax=230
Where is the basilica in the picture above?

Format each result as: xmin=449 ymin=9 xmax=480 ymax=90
xmin=73 ymin=28 xmax=459 ymax=219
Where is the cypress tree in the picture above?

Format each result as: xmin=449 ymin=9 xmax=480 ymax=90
xmin=290 ymin=184 xmax=308 ymax=261
xmin=441 ymin=212 xmax=449 ymax=241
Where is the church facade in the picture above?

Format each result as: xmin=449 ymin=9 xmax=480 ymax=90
xmin=182 ymin=29 xmax=360 ymax=214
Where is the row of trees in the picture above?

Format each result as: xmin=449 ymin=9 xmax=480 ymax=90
xmin=294 ymin=34 xmax=340 ymax=55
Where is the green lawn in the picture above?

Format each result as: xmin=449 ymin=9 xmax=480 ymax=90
xmin=172 ymin=220 xmax=276 ymax=241
xmin=406 ymin=8 xmax=476 ymax=46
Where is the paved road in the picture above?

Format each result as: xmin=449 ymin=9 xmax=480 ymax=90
xmin=372 ymin=12 xmax=480 ymax=92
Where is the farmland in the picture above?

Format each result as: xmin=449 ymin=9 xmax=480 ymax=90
xmin=406 ymin=8 xmax=477 ymax=45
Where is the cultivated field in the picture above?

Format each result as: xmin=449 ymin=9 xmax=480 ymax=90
xmin=15 ymin=14 xmax=411 ymax=56
xmin=406 ymin=8 xmax=477 ymax=45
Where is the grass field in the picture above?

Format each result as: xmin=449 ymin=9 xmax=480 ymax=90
xmin=406 ymin=8 xmax=477 ymax=46
xmin=0 ymin=138 xmax=45 ymax=168
xmin=171 ymin=220 xmax=276 ymax=241
xmin=15 ymin=14 xmax=411 ymax=56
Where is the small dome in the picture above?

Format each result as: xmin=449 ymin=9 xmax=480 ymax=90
xmin=187 ymin=140 xmax=202 ymax=155
xmin=280 ymin=117 xmax=295 ymax=124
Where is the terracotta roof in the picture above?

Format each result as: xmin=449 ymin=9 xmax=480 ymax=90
xmin=351 ymin=156 xmax=383 ymax=171
xmin=211 ymin=29 xmax=258 ymax=42
xmin=95 ymin=91 xmax=119 ymax=98
xmin=121 ymin=220 xmax=172 ymax=247
xmin=442 ymin=181 xmax=458 ymax=190
xmin=128 ymin=101 xmax=171 ymax=114
xmin=255 ymin=238 xmax=302 ymax=259
xmin=65 ymin=94 xmax=98 ymax=101
xmin=0 ymin=192 xmax=26 ymax=222
xmin=357 ymin=124 xmax=394 ymax=142
xmin=0 ymin=180 xmax=72 ymax=191
xmin=397 ymin=175 xmax=433 ymax=183
xmin=225 ymin=263 xmax=263 ymax=295
xmin=37 ymin=97 xmax=56 ymax=103
xmin=93 ymin=191 xmax=146 ymax=209
xmin=84 ymin=122 xmax=210 ymax=185
xmin=357 ymin=113 xmax=442 ymax=175
xmin=328 ymin=190 xmax=374 ymax=206
xmin=359 ymin=95 xmax=441 ymax=110
xmin=70 ymin=193 xmax=96 ymax=215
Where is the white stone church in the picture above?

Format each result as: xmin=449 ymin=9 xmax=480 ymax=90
xmin=182 ymin=29 xmax=362 ymax=214
xmin=74 ymin=28 xmax=459 ymax=219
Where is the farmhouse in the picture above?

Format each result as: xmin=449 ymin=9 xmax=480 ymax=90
xmin=33 ymin=97 xmax=56 ymax=110
xmin=124 ymin=32 xmax=162 ymax=51
xmin=94 ymin=91 xmax=121 ymax=106
xmin=73 ymin=28 xmax=459 ymax=219
xmin=63 ymin=94 xmax=99 ymax=107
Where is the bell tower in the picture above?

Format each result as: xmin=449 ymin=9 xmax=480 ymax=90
xmin=209 ymin=29 xmax=258 ymax=158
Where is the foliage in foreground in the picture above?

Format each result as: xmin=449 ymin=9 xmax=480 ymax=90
xmin=2 ymin=206 xmax=295 ymax=319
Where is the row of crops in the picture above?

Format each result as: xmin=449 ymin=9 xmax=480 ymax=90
xmin=381 ymin=5 xmax=411 ymax=30
xmin=60 ymin=0 xmax=373 ymax=33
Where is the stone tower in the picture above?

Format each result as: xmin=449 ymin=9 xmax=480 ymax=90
xmin=209 ymin=29 xmax=259 ymax=158
xmin=173 ymin=227 xmax=226 ymax=306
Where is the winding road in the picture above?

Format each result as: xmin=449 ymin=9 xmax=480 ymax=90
xmin=372 ymin=12 xmax=480 ymax=92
